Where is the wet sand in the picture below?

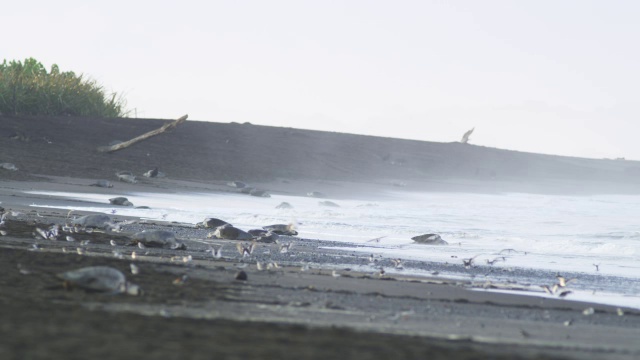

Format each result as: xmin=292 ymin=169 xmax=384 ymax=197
xmin=1 ymin=115 xmax=639 ymax=359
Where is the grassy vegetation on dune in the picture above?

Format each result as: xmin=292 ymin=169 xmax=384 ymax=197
xmin=0 ymin=58 xmax=127 ymax=117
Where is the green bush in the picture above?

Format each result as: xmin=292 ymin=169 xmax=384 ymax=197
xmin=0 ymin=58 xmax=127 ymax=117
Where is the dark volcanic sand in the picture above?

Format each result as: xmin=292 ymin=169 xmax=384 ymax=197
xmin=1 ymin=115 xmax=640 ymax=360
xmin=2 ymin=115 xmax=640 ymax=194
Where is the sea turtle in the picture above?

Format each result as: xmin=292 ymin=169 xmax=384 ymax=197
xmin=143 ymin=167 xmax=159 ymax=178
xmin=71 ymin=214 xmax=114 ymax=229
xmin=248 ymin=229 xmax=268 ymax=237
xmin=249 ymin=189 xmax=271 ymax=198
xmin=57 ymin=266 xmax=141 ymax=295
xmin=249 ymin=230 xmax=279 ymax=243
xmin=275 ymin=202 xmax=293 ymax=209
xmin=319 ymin=200 xmax=340 ymax=207
xmin=263 ymin=223 xmax=298 ymax=236
xmin=210 ymin=224 xmax=253 ymax=240
xmin=0 ymin=163 xmax=18 ymax=171
xmin=307 ymin=191 xmax=326 ymax=198
xmin=411 ymin=233 xmax=448 ymax=245
xmin=90 ymin=180 xmax=114 ymax=188
xmin=116 ymin=171 xmax=137 ymax=184
xmin=195 ymin=217 xmax=229 ymax=229
xmin=130 ymin=230 xmax=186 ymax=250
xmin=227 ymin=181 xmax=247 ymax=189
xmin=109 ymin=197 xmax=133 ymax=206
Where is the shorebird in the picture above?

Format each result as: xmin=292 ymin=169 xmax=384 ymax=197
xmin=485 ymin=257 xmax=504 ymax=266
xmin=110 ymin=240 xmax=117 ymax=246
xmin=236 ymin=242 xmax=256 ymax=257
xmin=460 ymin=127 xmax=474 ymax=144
xmin=462 ymin=255 xmax=479 ymax=269
xmin=541 ymin=284 xmax=559 ymax=295
xmin=391 ymin=258 xmax=404 ymax=269
xmin=582 ymin=307 xmax=595 ymax=316
xmin=208 ymin=245 xmax=223 ymax=259
xmin=366 ymin=236 xmax=387 ymax=243
xmin=277 ymin=241 xmax=293 ymax=254
xmin=556 ymin=275 xmax=577 ymax=288
xmin=35 ymin=225 xmax=60 ymax=240
xmin=173 ymin=275 xmax=188 ymax=285
xmin=130 ymin=264 xmax=139 ymax=275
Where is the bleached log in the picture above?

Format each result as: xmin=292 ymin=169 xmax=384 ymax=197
xmin=97 ymin=114 xmax=188 ymax=153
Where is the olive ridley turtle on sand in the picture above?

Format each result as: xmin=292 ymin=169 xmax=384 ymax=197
xmin=263 ymin=223 xmax=298 ymax=236
xmin=249 ymin=189 xmax=271 ymax=198
xmin=57 ymin=266 xmax=141 ymax=295
xmin=319 ymin=201 xmax=340 ymax=207
xmin=227 ymin=181 xmax=247 ymax=189
xmin=109 ymin=197 xmax=133 ymax=206
xmin=71 ymin=214 xmax=114 ymax=229
xmin=0 ymin=163 xmax=18 ymax=171
xmin=209 ymin=224 xmax=253 ymax=240
xmin=130 ymin=230 xmax=186 ymax=249
xmin=275 ymin=202 xmax=293 ymax=209
xmin=90 ymin=180 xmax=114 ymax=188
xmin=116 ymin=171 xmax=137 ymax=184
xmin=195 ymin=217 xmax=229 ymax=229
xmin=411 ymin=233 xmax=448 ymax=245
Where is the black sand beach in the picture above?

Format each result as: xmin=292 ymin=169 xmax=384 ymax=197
xmin=1 ymin=115 xmax=639 ymax=360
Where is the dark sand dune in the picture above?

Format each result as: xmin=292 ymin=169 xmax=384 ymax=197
xmin=1 ymin=115 xmax=639 ymax=194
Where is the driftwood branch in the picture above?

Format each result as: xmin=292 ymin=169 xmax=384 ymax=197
xmin=97 ymin=114 xmax=188 ymax=153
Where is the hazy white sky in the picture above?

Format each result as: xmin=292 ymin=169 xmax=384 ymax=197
xmin=4 ymin=1 xmax=640 ymax=160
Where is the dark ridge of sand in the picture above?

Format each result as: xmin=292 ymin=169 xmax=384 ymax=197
xmin=1 ymin=115 xmax=640 ymax=194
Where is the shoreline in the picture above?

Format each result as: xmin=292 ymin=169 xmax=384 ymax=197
xmin=1 ymin=176 xmax=639 ymax=359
